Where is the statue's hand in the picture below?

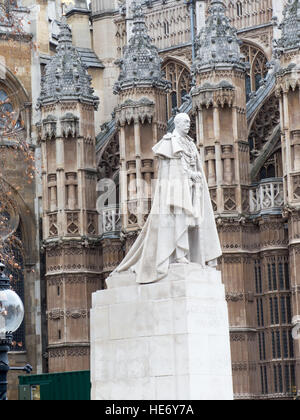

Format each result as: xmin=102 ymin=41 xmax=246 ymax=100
xmin=191 ymin=171 xmax=202 ymax=183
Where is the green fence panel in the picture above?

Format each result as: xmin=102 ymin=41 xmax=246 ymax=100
xmin=19 ymin=371 xmax=90 ymax=401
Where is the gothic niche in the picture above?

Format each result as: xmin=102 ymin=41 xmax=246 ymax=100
xmin=162 ymin=59 xmax=192 ymax=119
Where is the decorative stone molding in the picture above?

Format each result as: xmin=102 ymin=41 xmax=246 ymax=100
xmin=47 ymin=308 xmax=89 ymax=320
xmin=66 ymin=309 xmax=88 ymax=319
xmin=49 ymin=213 xmax=58 ymax=237
xmin=223 ymin=188 xmax=237 ymax=212
xmin=60 ymin=113 xmax=80 ymax=138
xmin=191 ymin=81 xmax=236 ymax=110
xmin=41 ymin=114 xmax=57 ymax=140
xmin=114 ymin=97 xmax=155 ymax=126
xmin=226 ymin=292 xmax=245 ymax=302
xmin=275 ymin=69 xmax=300 ymax=96
xmin=66 ymin=346 xmax=90 ymax=357
xmin=230 ymin=333 xmax=246 ymax=342
xmin=48 ymin=346 xmax=90 ymax=358
xmin=232 ymin=362 xmax=249 ymax=372
xmin=47 ymin=277 xmax=64 ymax=287
xmin=48 ymin=348 xmax=66 ymax=359
xmin=47 ymin=309 xmax=64 ymax=320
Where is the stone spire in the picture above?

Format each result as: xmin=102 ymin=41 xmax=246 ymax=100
xmin=277 ymin=0 xmax=300 ymax=52
xmin=113 ymin=0 xmax=169 ymax=93
xmin=38 ymin=17 xmax=98 ymax=108
xmin=192 ymin=0 xmax=246 ymax=74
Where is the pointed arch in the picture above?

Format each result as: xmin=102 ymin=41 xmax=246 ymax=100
xmin=0 ymin=61 xmax=30 ymax=106
xmin=0 ymin=62 xmax=30 ymax=139
xmin=162 ymin=58 xmax=192 ymax=120
xmin=240 ymin=40 xmax=269 ymax=102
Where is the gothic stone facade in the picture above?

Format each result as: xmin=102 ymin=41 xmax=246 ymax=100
xmin=1 ymin=0 xmax=299 ymax=400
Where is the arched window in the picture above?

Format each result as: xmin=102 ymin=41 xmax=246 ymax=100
xmin=237 ymin=1 xmax=243 ymax=17
xmin=0 ymin=89 xmax=21 ymax=133
xmin=162 ymin=60 xmax=192 ymax=120
xmin=163 ymin=21 xmax=170 ymax=36
xmin=240 ymin=43 xmax=268 ymax=102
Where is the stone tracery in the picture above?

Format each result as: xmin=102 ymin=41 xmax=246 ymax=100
xmin=162 ymin=59 xmax=192 ymax=119
xmin=248 ymin=94 xmax=281 ymax=163
xmin=240 ymin=42 xmax=269 ymax=101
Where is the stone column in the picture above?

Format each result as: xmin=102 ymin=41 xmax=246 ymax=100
xmin=134 ymin=118 xmax=143 ymax=225
xmin=223 ymin=145 xmax=233 ymax=185
xmin=119 ymin=123 xmax=128 ymax=228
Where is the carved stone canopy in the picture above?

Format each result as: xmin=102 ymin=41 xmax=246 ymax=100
xmin=191 ymin=80 xmax=235 ymax=110
xmin=114 ymin=97 xmax=155 ymax=125
xmin=60 ymin=113 xmax=80 ymax=138
xmin=38 ymin=17 xmax=99 ymax=109
xmin=192 ymin=0 xmax=246 ymax=74
xmin=41 ymin=114 xmax=57 ymax=139
xmin=39 ymin=113 xmax=81 ymax=140
xmin=113 ymin=0 xmax=170 ymax=94
xmin=276 ymin=64 xmax=300 ymax=95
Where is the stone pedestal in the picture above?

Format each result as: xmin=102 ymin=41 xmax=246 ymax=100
xmin=90 ymin=264 xmax=233 ymax=400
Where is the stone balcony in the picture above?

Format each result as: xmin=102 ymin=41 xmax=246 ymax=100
xmin=99 ymin=205 xmax=121 ymax=237
xmin=249 ymin=178 xmax=284 ymax=216
xmin=99 ymin=199 xmax=152 ymax=237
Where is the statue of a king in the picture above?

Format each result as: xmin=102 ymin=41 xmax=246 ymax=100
xmin=114 ymin=113 xmax=222 ymax=284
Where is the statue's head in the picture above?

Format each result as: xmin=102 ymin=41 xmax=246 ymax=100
xmin=174 ymin=113 xmax=191 ymax=137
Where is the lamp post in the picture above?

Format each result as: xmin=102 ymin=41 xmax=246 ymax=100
xmin=0 ymin=262 xmax=32 ymax=400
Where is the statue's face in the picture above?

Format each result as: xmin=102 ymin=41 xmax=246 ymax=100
xmin=175 ymin=114 xmax=191 ymax=136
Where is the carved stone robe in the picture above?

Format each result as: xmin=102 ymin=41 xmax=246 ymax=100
xmin=114 ymin=130 xmax=222 ymax=284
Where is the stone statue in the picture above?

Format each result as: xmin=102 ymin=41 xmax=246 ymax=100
xmin=115 ymin=113 xmax=222 ymax=284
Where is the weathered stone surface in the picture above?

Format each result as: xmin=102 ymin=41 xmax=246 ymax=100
xmin=91 ymin=264 xmax=233 ymax=400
